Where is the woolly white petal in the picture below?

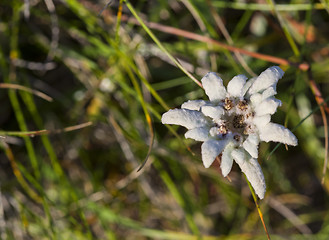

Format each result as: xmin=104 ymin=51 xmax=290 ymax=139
xmin=253 ymin=115 xmax=271 ymax=128
xmin=161 ymin=109 xmax=208 ymax=129
xmin=248 ymin=66 xmax=284 ymax=95
xmin=255 ymin=98 xmax=282 ymax=116
xmin=201 ymin=139 xmax=228 ymax=168
xmin=250 ymin=93 xmax=262 ymax=106
xmin=259 ymin=123 xmax=298 ymax=146
xmin=231 ymin=148 xmax=246 ymax=166
xmin=247 ymin=158 xmax=266 ymax=199
xmin=181 ymin=100 xmax=208 ymax=111
xmin=227 ymin=75 xmax=247 ymax=97
xmin=185 ymin=127 xmax=209 ymax=141
xmin=243 ymin=134 xmax=259 ymax=158
xmin=261 ymin=87 xmax=277 ymax=100
xmin=232 ymin=149 xmax=266 ymax=199
xmin=242 ymin=77 xmax=257 ymax=97
xmin=201 ymin=72 xmax=227 ymax=101
xmin=242 ymin=158 xmax=266 ymax=199
xmin=201 ymin=105 xmax=225 ymax=119
xmin=221 ymin=143 xmax=234 ymax=177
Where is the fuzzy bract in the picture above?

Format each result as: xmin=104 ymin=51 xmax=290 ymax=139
xmin=161 ymin=66 xmax=298 ymax=199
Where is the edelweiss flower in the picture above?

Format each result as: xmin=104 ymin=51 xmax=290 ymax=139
xmin=161 ymin=66 xmax=297 ymax=199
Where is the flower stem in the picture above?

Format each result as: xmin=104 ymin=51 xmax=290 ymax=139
xmin=245 ymin=175 xmax=271 ymax=240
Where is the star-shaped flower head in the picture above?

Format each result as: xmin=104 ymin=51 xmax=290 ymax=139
xmin=161 ymin=66 xmax=297 ymax=199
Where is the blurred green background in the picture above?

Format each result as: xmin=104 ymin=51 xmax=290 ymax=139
xmin=0 ymin=0 xmax=329 ymax=239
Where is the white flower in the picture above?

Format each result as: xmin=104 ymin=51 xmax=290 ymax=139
xmin=161 ymin=66 xmax=297 ymax=199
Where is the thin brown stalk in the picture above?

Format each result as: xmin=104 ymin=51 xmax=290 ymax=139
xmin=0 ymin=83 xmax=53 ymax=102
xmin=308 ymin=72 xmax=329 ymax=114
xmin=307 ymin=68 xmax=329 ymax=184
xmin=62 ymin=121 xmax=93 ymax=132
xmin=121 ymin=15 xmax=309 ymax=71
xmin=0 ymin=122 xmax=93 ymax=137
xmin=320 ymin=106 xmax=329 ymax=184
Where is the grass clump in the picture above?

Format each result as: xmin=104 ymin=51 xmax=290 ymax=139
xmin=0 ymin=0 xmax=328 ymax=239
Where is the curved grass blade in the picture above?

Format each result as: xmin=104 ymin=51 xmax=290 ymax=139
xmin=123 ymin=0 xmax=203 ymax=88
xmin=115 ymin=0 xmax=124 ymax=43
xmin=0 ymin=83 xmax=53 ymax=102
xmin=124 ymin=65 xmax=155 ymax=172
xmin=266 ymin=0 xmax=300 ymax=57
xmin=0 ymin=142 xmax=42 ymax=203
xmin=6 ymin=0 xmax=40 ymax=180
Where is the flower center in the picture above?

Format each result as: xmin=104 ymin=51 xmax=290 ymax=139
xmin=212 ymin=97 xmax=255 ymax=143
xmin=233 ymin=115 xmax=245 ymax=129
